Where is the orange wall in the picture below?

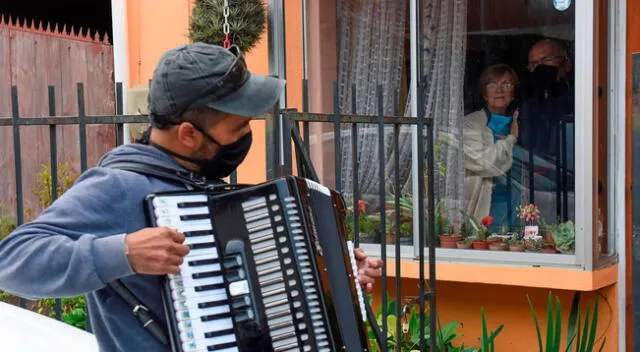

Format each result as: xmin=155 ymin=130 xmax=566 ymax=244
xmin=125 ymin=0 xmax=280 ymax=185
xmin=372 ymin=278 xmax=618 ymax=351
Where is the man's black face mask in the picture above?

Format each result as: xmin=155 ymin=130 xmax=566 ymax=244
xmin=531 ymin=65 xmax=560 ymax=89
xmin=193 ymin=125 xmax=253 ymax=180
xmin=150 ymin=125 xmax=253 ymax=180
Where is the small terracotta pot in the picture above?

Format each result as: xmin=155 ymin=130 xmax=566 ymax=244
xmin=486 ymin=237 xmax=502 ymax=244
xmin=541 ymin=247 xmax=558 ymax=254
xmin=509 ymin=244 xmax=525 ymax=252
xmin=472 ymin=240 xmax=489 ymax=250
xmin=439 ymin=235 xmax=462 ymax=249
xmin=456 ymin=241 xmax=472 ymax=249
xmin=489 ymin=242 xmax=508 ymax=251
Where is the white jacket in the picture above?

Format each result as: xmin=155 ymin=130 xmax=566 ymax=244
xmin=463 ymin=110 xmax=516 ymax=220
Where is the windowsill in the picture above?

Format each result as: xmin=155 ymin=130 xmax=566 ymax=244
xmin=359 ymin=244 xmax=618 ymax=291
xmin=384 ymin=260 xmax=617 ymax=291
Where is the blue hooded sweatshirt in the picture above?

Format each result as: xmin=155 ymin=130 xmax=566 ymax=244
xmin=0 ymin=143 xmax=197 ymax=351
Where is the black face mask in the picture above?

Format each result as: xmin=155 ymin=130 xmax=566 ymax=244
xmin=529 ymin=65 xmax=560 ymax=98
xmin=151 ymin=126 xmax=252 ymax=180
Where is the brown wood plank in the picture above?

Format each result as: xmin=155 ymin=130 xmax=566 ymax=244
xmin=0 ymin=24 xmax=15 ymax=218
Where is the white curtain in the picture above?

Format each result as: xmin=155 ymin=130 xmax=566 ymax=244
xmin=337 ymin=0 xmax=467 ymax=209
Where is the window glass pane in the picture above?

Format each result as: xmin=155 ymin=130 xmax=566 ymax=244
xmin=460 ymin=0 xmax=575 ymax=253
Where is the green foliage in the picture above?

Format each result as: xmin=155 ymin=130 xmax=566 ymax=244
xmin=527 ymin=292 xmax=606 ymax=352
xmin=0 ymin=204 xmax=16 ymax=240
xmin=552 ymin=221 xmax=575 ymax=252
xmin=365 ymin=297 xmax=490 ymax=352
xmin=479 ymin=308 xmax=504 ymax=352
xmin=37 ymin=296 xmax=88 ymax=330
xmin=189 ymin=0 xmax=266 ymax=53
xmin=32 ymin=162 xmax=78 ymax=210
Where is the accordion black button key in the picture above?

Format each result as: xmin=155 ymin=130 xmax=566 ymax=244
xmin=177 ymin=201 xmax=208 ymax=208
xmin=194 ymin=282 xmax=226 ymax=292
xmin=232 ymin=296 xmax=251 ymax=310
xmin=197 ymin=299 xmax=229 ymax=309
xmin=188 ymin=242 xmax=216 ymax=250
xmin=183 ymin=230 xmax=212 ymax=237
xmin=192 ymin=270 xmax=222 ymax=279
xmin=223 ymin=255 xmax=242 ymax=269
xmin=204 ymin=328 xmax=235 ymax=339
xmin=180 ymin=213 xmax=210 ymax=221
xmin=226 ymin=268 xmax=245 ymax=282
xmin=201 ymin=311 xmax=233 ymax=322
xmin=188 ymin=258 xmax=218 ymax=267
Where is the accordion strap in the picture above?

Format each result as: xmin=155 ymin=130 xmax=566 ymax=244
xmin=105 ymin=161 xmax=219 ymax=190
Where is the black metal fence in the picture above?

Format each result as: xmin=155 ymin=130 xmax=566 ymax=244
xmin=0 ymin=80 xmax=438 ymax=351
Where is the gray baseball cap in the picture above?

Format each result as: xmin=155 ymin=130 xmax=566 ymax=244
xmin=149 ymin=43 xmax=285 ymax=121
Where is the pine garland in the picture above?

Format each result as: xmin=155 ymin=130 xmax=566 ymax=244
xmin=189 ymin=0 xmax=266 ymax=53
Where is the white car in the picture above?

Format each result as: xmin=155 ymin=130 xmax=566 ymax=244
xmin=0 ymin=302 xmax=98 ymax=351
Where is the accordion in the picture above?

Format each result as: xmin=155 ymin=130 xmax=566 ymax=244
xmin=145 ymin=176 xmax=369 ymax=352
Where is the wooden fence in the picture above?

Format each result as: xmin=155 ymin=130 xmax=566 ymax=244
xmin=0 ymin=16 xmax=115 ymax=219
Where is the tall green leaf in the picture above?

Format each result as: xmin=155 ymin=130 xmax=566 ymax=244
xmin=527 ymin=295 xmax=544 ymax=351
xmin=566 ymin=292 xmax=581 ymax=350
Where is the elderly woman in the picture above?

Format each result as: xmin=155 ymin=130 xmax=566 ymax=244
xmin=464 ymin=64 xmax=520 ymax=230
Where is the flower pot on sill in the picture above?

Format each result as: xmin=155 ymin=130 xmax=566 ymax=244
xmin=541 ymin=247 xmax=558 ymax=254
xmin=509 ymin=244 xmax=525 ymax=252
xmin=486 ymin=237 xmax=502 ymax=244
xmin=472 ymin=240 xmax=489 ymax=250
xmin=488 ymin=242 xmax=508 ymax=251
xmin=456 ymin=241 xmax=472 ymax=249
xmin=439 ymin=235 xmax=462 ymax=248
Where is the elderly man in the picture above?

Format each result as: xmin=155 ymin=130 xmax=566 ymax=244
xmin=0 ymin=43 xmax=382 ymax=351
xmin=516 ymin=37 xmax=575 ymax=220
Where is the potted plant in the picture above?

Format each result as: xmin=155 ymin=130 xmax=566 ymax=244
xmin=507 ymin=232 xmax=525 ymax=252
xmin=436 ymin=200 xmax=462 ymax=248
xmin=456 ymin=221 xmax=474 ymax=249
xmin=488 ymin=241 xmax=508 ymax=251
xmin=524 ymin=236 xmax=544 ymax=252
xmin=471 ymin=216 xmax=493 ymax=250
xmin=551 ymin=220 xmax=575 ymax=253
xmin=344 ymin=200 xmax=380 ymax=244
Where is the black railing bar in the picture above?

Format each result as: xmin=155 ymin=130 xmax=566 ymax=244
xmin=302 ymin=79 xmax=310 ymax=154
xmin=527 ymin=118 xmax=535 ymax=203
xmin=0 ymin=114 xmax=271 ymax=126
xmin=561 ymin=121 xmax=569 ymax=221
xmin=265 ymin=106 xmax=277 ymax=180
xmin=48 ymin=85 xmax=62 ymax=321
xmin=555 ymin=120 xmax=562 ymax=220
xmin=273 ymin=102 xmax=283 ymax=177
xmin=11 ymin=87 xmax=26 ymax=310
xmin=393 ymin=122 xmax=402 ymax=351
xmin=0 ymin=115 xmax=149 ymax=126
xmin=77 ymin=83 xmax=88 ymax=172
xmin=115 ymin=82 xmax=124 ymax=146
xmin=333 ymin=82 xmax=342 ymax=193
xmin=282 ymin=111 xmax=293 ymax=176
xmin=281 ymin=111 xmax=434 ymax=125
xmin=376 ymin=85 xmax=387 ymax=352
xmin=426 ymin=122 xmax=437 ymax=351
xmin=351 ymin=83 xmax=360 ymax=248
xmin=290 ymin=122 xmax=319 ymax=182
xmin=11 ymin=87 xmax=23 ymax=227
xmin=392 ymin=89 xmax=402 ymax=351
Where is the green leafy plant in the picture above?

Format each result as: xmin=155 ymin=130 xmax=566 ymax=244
xmin=189 ymin=0 xmax=266 ymax=53
xmin=344 ymin=200 xmax=382 ymax=241
xmin=36 ymin=296 xmax=87 ymax=330
xmin=459 ymin=221 xmax=474 ymax=238
xmin=366 ymin=297 xmax=467 ymax=352
xmin=479 ymin=308 xmax=504 ymax=352
xmin=527 ymin=291 xmax=606 ymax=352
xmin=551 ymin=221 xmax=575 ymax=253
xmin=0 ymin=204 xmax=17 ymax=240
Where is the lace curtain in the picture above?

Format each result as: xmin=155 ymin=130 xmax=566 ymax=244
xmin=337 ymin=0 xmax=468 ymax=210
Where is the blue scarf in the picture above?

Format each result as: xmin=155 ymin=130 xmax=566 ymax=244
xmin=487 ymin=112 xmax=512 ymax=137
